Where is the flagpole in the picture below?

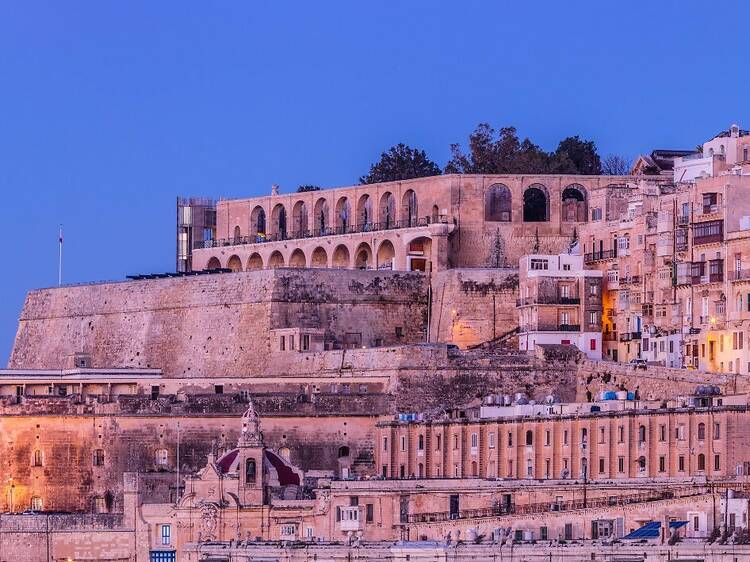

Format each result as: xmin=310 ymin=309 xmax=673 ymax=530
xmin=58 ymin=225 xmax=63 ymax=287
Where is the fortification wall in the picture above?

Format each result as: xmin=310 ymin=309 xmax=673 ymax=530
xmin=576 ymin=360 xmax=746 ymax=401
xmin=430 ymin=269 xmax=519 ymax=347
xmin=8 ymin=269 xmax=428 ymax=377
xmin=0 ymin=395 xmax=382 ymax=513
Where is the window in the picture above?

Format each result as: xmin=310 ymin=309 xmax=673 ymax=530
xmin=302 ymin=334 xmax=310 ymax=351
xmin=598 ymin=427 xmax=605 ymax=444
xmin=418 ymin=434 xmax=424 ymax=450
xmin=563 ymin=430 xmax=568 ymax=445
xmin=638 ymin=425 xmax=646 ymax=443
xmin=280 ymin=336 xmax=286 ymax=351
xmin=618 ymin=425 xmax=624 ymax=443
xmin=94 ymin=496 xmax=107 ymax=513
xmin=598 ymin=457 xmax=605 ymax=474
xmin=401 ymin=436 xmax=407 ymax=451
xmin=530 ymin=259 xmax=549 ymax=270
xmin=436 ymin=435 xmax=441 ymax=451
xmin=245 ymin=458 xmax=257 ymax=484
xmin=714 ymin=422 xmax=721 ymax=439
xmin=698 ymin=454 xmax=706 ymax=471
xmin=659 ymin=425 xmax=666 ymax=442
xmin=32 ymin=449 xmax=43 ymax=467
xmin=714 ymin=454 xmax=721 ymax=471
xmin=508 ymin=432 xmax=513 ymax=447
xmin=488 ymin=432 xmax=496 ymax=449
xmin=214 ymin=384 xmax=223 ymax=394
xmin=698 ymin=423 xmax=706 ymax=440
xmin=453 ymin=435 xmax=458 ymax=450
xmin=161 ymin=524 xmax=171 ymax=545
xmin=676 ymin=424 xmax=685 ymax=440
xmin=471 ymin=433 xmax=478 ymax=448
xmin=93 ymin=449 xmax=105 ymax=467
xmin=383 ymin=437 xmax=388 ymax=452
xmin=525 ymin=430 xmax=533 ymax=446
xmin=30 ymin=497 xmax=43 ymax=511
xmin=289 ymin=335 xmax=295 ymax=350
xmin=659 ymin=456 xmax=666 ymax=472
xmin=545 ymin=430 xmax=551 ymax=446
xmin=366 ymin=503 xmax=374 ymax=523
xmin=155 ymin=448 xmax=168 ymax=466
xmin=590 ymin=338 xmax=596 ymax=351
xmin=678 ymin=456 xmax=685 ymax=472
xmin=618 ymin=456 xmax=624 ymax=473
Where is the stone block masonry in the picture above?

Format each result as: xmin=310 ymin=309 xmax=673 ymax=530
xmin=8 ymin=268 xmax=428 ymax=377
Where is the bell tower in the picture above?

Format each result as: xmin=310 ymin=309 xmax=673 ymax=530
xmin=236 ymin=399 xmax=266 ymax=506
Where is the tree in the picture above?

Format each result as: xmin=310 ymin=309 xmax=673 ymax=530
xmin=445 ymin=124 xmax=602 ymax=175
xmin=359 ymin=143 xmax=441 ymax=184
xmin=296 ymin=185 xmax=321 ymax=192
xmin=553 ymin=136 xmax=602 ymax=175
xmin=601 ymin=154 xmax=631 ymax=175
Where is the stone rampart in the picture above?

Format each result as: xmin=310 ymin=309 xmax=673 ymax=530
xmin=8 ymin=269 xmax=428 ymax=377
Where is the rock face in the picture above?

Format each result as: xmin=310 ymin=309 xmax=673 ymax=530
xmin=8 ymin=269 xmax=429 ymax=377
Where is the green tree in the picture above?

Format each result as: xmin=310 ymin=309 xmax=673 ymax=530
xmin=359 ymin=143 xmax=441 ymax=184
xmin=553 ymin=136 xmax=602 ymax=175
xmin=296 ymin=185 xmax=321 ymax=192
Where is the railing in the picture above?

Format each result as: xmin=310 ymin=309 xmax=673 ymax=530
xmin=195 ymin=217 xmax=437 ymax=250
xmin=620 ymin=333 xmax=632 ymax=342
xmin=631 ymin=331 xmax=642 ymax=340
xmin=520 ymin=324 xmax=581 ymax=333
xmin=619 ymin=275 xmax=642 ymax=285
xmin=516 ymin=297 xmax=581 ymax=306
xmin=406 ymin=489 xmax=678 ymax=524
xmin=603 ymin=332 xmax=618 ymax=342
xmin=701 ymin=204 xmax=720 ymax=215
xmin=584 ymin=249 xmax=617 ymax=263
xmin=677 ymin=215 xmax=690 ymax=226
xmin=730 ymin=269 xmax=750 ymax=281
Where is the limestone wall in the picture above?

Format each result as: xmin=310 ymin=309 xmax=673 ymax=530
xmin=8 ymin=269 xmax=428 ymax=377
xmin=430 ymin=269 xmax=519 ymax=347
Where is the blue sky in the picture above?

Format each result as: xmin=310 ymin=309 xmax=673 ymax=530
xmin=1 ymin=1 xmax=748 ymax=364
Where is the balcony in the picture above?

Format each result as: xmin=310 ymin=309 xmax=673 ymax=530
xmin=584 ymin=249 xmax=617 ymax=263
xmin=339 ymin=506 xmax=361 ymax=532
xmin=620 ymin=333 xmax=632 ymax=342
xmin=677 ymin=215 xmax=690 ymax=226
xmin=603 ymin=332 xmax=618 ymax=342
xmin=523 ymin=324 xmax=581 ymax=333
xmin=619 ymin=275 xmax=642 ymax=286
xmin=631 ymin=331 xmax=642 ymax=340
xmin=730 ymin=269 xmax=750 ymax=282
xmin=701 ymin=204 xmax=719 ymax=215
xmin=196 ymin=217 xmax=435 ymax=250
xmin=517 ymin=296 xmax=581 ymax=306
xmin=693 ymin=220 xmax=723 ymax=246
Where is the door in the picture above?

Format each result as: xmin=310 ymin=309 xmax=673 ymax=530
xmin=449 ymin=494 xmax=459 ymax=519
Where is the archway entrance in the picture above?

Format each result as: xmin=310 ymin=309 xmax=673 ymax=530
xmin=227 ymin=255 xmax=242 ymax=272
xmin=311 ymin=247 xmax=328 ymax=268
xmin=332 ymin=245 xmax=350 ymax=268
xmin=406 ymin=236 xmax=432 ymax=272
xmin=289 ymin=249 xmax=306 ymax=267
xmin=354 ymin=242 xmax=373 ymax=269
xmin=377 ymin=240 xmax=395 ymax=270
xmin=268 ymin=251 xmax=285 ymax=269
xmin=523 ymin=185 xmax=549 ymax=222
xmin=247 ymin=253 xmax=263 ymax=270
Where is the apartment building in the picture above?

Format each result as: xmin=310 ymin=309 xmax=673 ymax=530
xmin=376 ymin=391 xmax=750 ymax=482
xmin=517 ymin=253 xmax=603 ymax=359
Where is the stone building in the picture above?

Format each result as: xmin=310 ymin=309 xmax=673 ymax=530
xmin=517 ymin=253 xmax=603 ymax=359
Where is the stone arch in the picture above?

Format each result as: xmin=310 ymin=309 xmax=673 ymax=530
xmin=356 ymin=193 xmax=373 ymax=230
xmin=523 ymin=184 xmax=549 ymax=222
xmin=289 ymin=248 xmax=306 ymax=268
xmin=431 ymin=204 xmax=439 ymax=223
xmin=379 ymin=192 xmax=396 ymax=228
xmin=311 ymin=247 xmax=328 ymax=268
xmin=332 ymin=244 xmax=350 ymax=268
xmin=485 ymin=183 xmax=512 ymax=222
xmin=314 ymin=197 xmax=330 ymax=234
xmin=268 ymin=250 xmax=285 ymax=269
xmin=250 ymin=206 xmax=266 ymax=237
xmin=354 ymin=242 xmax=373 ymax=269
xmin=227 ymin=255 xmax=242 ymax=272
xmin=401 ymin=189 xmax=418 ymax=226
xmin=338 ymin=446 xmax=350 ymax=458
xmin=335 ymin=197 xmax=351 ymax=232
xmin=405 ymin=235 xmax=432 ymax=272
xmin=376 ymin=239 xmax=396 ymax=270
xmin=206 ymin=256 xmax=222 ymax=270
xmin=271 ymin=203 xmax=288 ymax=239
xmin=233 ymin=225 xmax=242 ymax=242
xmin=292 ymin=200 xmax=308 ymax=235
xmin=561 ymin=184 xmax=588 ymax=222
xmin=247 ymin=253 xmax=263 ymax=270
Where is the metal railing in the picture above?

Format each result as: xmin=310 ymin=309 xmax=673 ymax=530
xmin=730 ymin=269 xmax=750 ymax=281
xmin=584 ymin=249 xmax=617 ymax=263
xmin=406 ymin=489 xmax=678 ymax=524
xmin=195 ymin=217 xmax=438 ymax=250
xmin=516 ymin=296 xmax=581 ymax=306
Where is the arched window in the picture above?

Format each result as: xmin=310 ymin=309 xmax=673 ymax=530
xmin=154 ymin=448 xmax=168 ymax=466
xmin=30 ymin=497 xmax=43 ymax=511
xmin=418 ymin=435 xmax=424 ymax=450
xmin=251 ymin=206 xmax=266 ymax=237
xmin=561 ymin=184 xmax=587 ymax=222
xmin=525 ymin=430 xmax=533 ymax=446
xmin=698 ymin=453 xmax=706 ymax=471
xmin=485 ymin=184 xmax=512 ymax=222
xmin=338 ymin=446 xmax=350 ymax=458
xmin=523 ymin=185 xmax=549 ymax=222
xmin=402 ymin=190 xmax=418 ymax=226
xmin=637 ymin=456 xmax=646 ymax=471
xmin=233 ymin=225 xmax=241 ymax=242
xmin=698 ymin=423 xmax=706 ymax=440
xmin=245 ymin=458 xmax=257 ymax=484
xmin=32 ymin=449 xmax=43 ymax=467
xmin=93 ymin=449 xmax=105 ymax=467
xmin=638 ymin=425 xmax=647 ymax=443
